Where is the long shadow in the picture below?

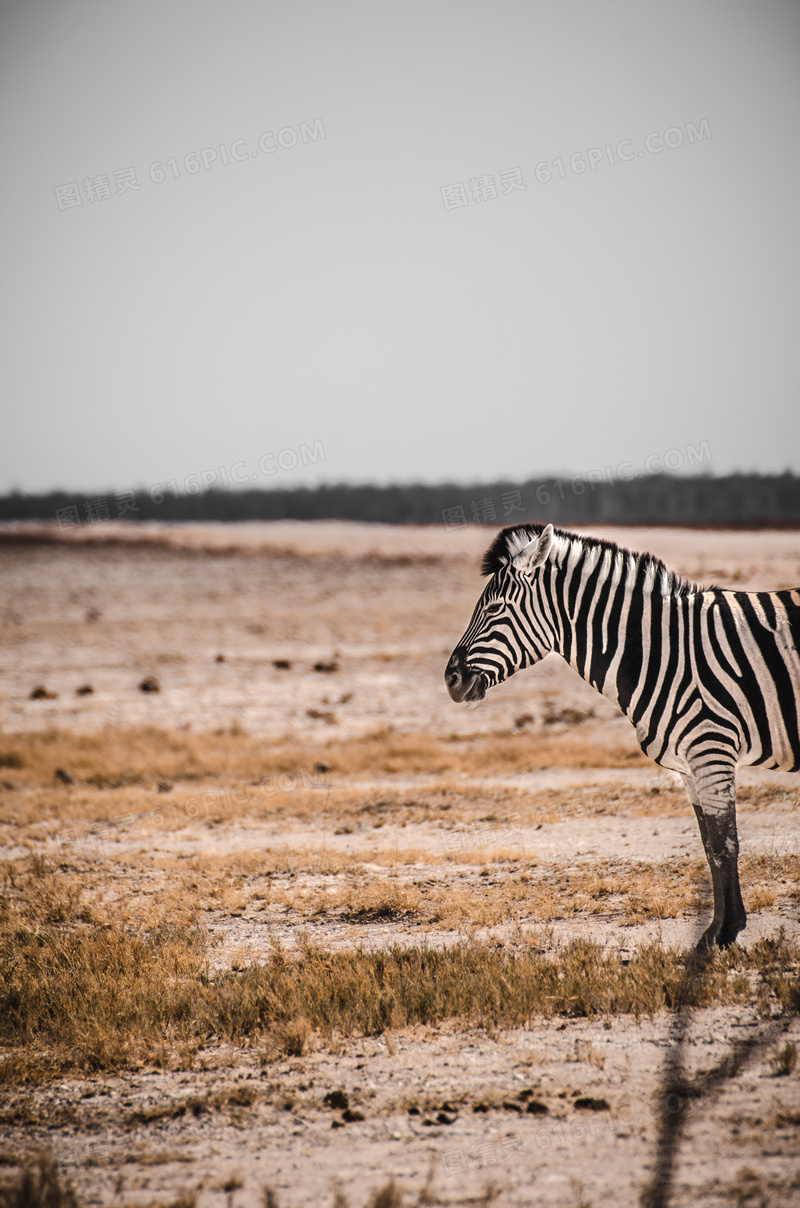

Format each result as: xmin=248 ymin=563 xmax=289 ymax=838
xmin=640 ymin=912 xmax=797 ymax=1208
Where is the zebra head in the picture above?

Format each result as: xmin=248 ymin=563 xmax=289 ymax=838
xmin=445 ymin=523 xmax=556 ymax=703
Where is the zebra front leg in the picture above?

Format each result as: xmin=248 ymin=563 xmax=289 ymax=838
xmin=682 ymin=767 xmax=746 ymax=951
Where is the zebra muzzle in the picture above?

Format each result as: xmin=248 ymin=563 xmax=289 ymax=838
xmin=445 ymin=649 xmax=487 ymax=702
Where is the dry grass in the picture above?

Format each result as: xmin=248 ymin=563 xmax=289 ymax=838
xmin=0 ymin=1153 xmax=79 ymax=1207
xmin=0 ymin=725 xmax=648 ymax=793
xmin=6 ymin=729 xmax=795 ymax=853
xmin=716 ymin=1166 xmax=800 ymax=1208
xmin=176 ymin=849 xmax=797 ymax=930
xmin=2 ymin=853 xmax=798 ymax=1085
xmin=770 ymin=1041 xmax=797 ymax=1076
xmin=3 ymin=839 xmax=795 ymax=988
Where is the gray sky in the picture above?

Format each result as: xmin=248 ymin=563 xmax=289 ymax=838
xmin=2 ymin=0 xmax=799 ymax=495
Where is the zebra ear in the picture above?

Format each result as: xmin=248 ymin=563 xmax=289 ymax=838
xmin=512 ymin=524 xmax=554 ymax=575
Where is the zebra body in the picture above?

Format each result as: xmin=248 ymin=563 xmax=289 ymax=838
xmin=445 ymin=523 xmax=800 ymax=949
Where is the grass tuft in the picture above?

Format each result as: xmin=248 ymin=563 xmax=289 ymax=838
xmin=0 ymin=1154 xmax=78 ymax=1208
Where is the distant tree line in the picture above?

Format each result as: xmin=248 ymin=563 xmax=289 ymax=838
xmin=1 ymin=473 xmax=800 ymax=528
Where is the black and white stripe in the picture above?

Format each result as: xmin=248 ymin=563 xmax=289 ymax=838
xmin=445 ymin=523 xmax=800 ymax=949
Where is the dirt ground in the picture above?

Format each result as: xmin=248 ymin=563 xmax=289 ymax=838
xmin=1 ymin=522 xmax=799 ymax=1208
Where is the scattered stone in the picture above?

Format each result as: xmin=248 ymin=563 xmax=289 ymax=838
xmin=157 ymin=781 xmax=173 ymax=793
xmin=273 ymin=659 xmax=292 ymax=670
xmin=85 ymin=608 xmax=101 ymax=623
xmin=526 ymin=1100 xmax=549 ymax=1115
xmin=436 ymin=1111 xmax=456 ymax=1125
xmin=314 ymin=761 xmax=333 ymax=774
xmin=543 ymin=703 xmax=595 ymax=726
xmin=54 ymin=768 xmax=74 ymax=785
xmin=323 ymin=1090 xmax=349 ymax=1111
xmin=407 ymin=1106 xmax=420 ymax=1116
xmin=30 ymin=686 xmax=57 ymax=700
xmin=313 ymin=660 xmax=338 ymax=674
xmin=502 ymin=1101 xmax=524 ymax=1113
xmin=574 ymin=1097 xmax=610 ymax=1111
xmin=331 ymin=1119 xmax=344 ymax=1129
xmin=472 ymin=1103 xmax=490 ymax=1113
xmin=514 ymin=713 xmax=534 ymax=729
xmin=342 ymin=1108 xmax=365 ymax=1123
xmin=306 ymin=708 xmax=335 ymax=723
xmin=215 ymin=653 xmax=225 ymax=663
xmin=138 ymin=677 xmax=160 ymax=693
xmin=75 ymin=684 xmax=94 ymax=696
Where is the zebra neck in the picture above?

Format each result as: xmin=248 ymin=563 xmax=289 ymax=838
xmin=546 ymin=540 xmax=689 ymax=722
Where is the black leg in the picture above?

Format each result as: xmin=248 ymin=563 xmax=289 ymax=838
xmin=683 ymin=768 xmax=746 ymax=950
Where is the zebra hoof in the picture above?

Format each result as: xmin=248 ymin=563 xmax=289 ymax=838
xmin=695 ymin=917 xmax=746 ymax=953
xmin=716 ymin=917 xmax=747 ymax=949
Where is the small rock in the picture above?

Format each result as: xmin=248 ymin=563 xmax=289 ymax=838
xmin=76 ymin=684 xmax=94 ymax=696
xmin=526 ymin=1100 xmax=549 ymax=1115
xmin=323 ymin=1090 xmax=349 ymax=1111
xmin=313 ymin=660 xmax=338 ymax=674
xmin=273 ymin=659 xmax=291 ymax=670
xmin=314 ymin=761 xmax=333 ymax=774
xmin=157 ymin=781 xmax=173 ymax=793
xmin=215 ymin=653 xmax=225 ymax=663
xmin=331 ymin=1119 xmax=344 ymax=1129
xmin=138 ymin=677 xmax=160 ymax=693
xmin=574 ymin=1097 xmax=610 ymax=1111
xmin=30 ymin=686 xmax=57 ymax=700
xmin=54 ymin=768 xmax=74 ymax=785
xmin=407 ymin=1106 xmax=420 ymax=1116
xmin=436 ymin=1112 xmax=456 ymax=1125
xmin=342 ymin=1108 xmax=365 ymax=1123
xmin=472 ymin=1103 xmax=490 ymax=1113
xmin=306 ymin=709 xmax=335 ymax=723
xmin=85 ymin=609 xmax=101 ymax=623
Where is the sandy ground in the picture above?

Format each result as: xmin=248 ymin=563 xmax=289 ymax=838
xmin=1 ymin=522 xmax=799 ymax=1207
xmin=5 ymin=1010 xmax=800 ymax=1208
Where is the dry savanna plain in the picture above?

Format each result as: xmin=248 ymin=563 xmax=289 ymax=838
xmin=0 ymin=521 xmax=799 ymax=1208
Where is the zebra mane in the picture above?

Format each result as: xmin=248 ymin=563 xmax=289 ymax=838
xmin=481 ymin=525 xmax=698 ymax=596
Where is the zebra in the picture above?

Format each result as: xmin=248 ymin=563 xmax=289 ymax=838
xmin=445 ymin=523 xmax=800 ymax=950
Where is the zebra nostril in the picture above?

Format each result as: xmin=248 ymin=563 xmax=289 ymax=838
xmin=445 ymin=648 xmax=469 ymax=690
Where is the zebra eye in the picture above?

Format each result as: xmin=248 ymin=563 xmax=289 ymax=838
xmin=485 ymin=601 xmax=504 ymax=616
